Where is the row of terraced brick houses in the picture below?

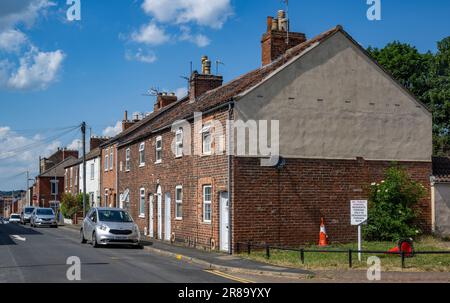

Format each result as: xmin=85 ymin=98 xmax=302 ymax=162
xmin=68 ymin=11 xmax=434 ymax=253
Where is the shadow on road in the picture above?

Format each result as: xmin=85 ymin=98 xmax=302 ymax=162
xmin=0 ymin=223 xmax=43 ymax=246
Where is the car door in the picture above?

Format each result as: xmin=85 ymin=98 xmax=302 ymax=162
xmin=84 ymin=209 xmax=95 ymax=240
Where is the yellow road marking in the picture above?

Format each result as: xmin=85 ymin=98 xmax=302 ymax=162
xmin=205 ymin=269 xmax=254 ymax=283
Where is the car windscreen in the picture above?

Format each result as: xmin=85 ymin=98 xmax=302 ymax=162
xmin=11 ymin=215 xmax=20 ymax=219
xmin=25 ymin=208 xmax=34 ymax=214
xmin=98 ymin=210 xmax=133 ymax=223
xmin=37 ymin=209 xmax=54 ymax=215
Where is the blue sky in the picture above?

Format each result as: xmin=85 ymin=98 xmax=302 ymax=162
xmin=0 ymin=0 xmax=449 ymax=190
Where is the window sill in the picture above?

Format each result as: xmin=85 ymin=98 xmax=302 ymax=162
xmin=139 ymin=163 xmax=145 ymax=168
xmin=175 ymin=217 xmax=183 ymax=221
xmin=175 ymin=155 xmax=183 ymax=159
xmin=203 ymin=221 xmax=212 ymax=224
xmin=139 ymin=215 xmax=145 ymax=219
xmin=154 ymin=161 xmax=162 ymax=165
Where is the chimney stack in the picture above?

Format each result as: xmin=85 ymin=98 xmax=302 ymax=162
xmin=154 ymin=92 xmax=178 ymax=112
xmin=261 ymin=10 xmax=306 ymax=66
xmin=189 ymin=55 xmax=223 ymax=100
xmin=122 ymin=110 xmax=135 ymax=132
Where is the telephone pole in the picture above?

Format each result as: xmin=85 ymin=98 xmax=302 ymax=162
xmin=81 ymin=122 xmax=87 ymax=217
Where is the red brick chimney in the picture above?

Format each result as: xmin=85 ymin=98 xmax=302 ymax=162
xmin=90 ymin=136 xmax=109 ymax=150
xmin=154 ymin=92 xmax=178 ymax=111
xmin=261 ymin=10 xmax=306 ymax=66
xmin=122 ymin=111 xmax=135 ymax=132
xmin=189 ymin=55 xmax=223 ymax=100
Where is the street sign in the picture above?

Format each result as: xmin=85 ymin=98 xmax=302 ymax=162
xmin=351 ymin=199 xmax=368 ymax=262
xmin=351 ymin=200 xmax=368 ymax=226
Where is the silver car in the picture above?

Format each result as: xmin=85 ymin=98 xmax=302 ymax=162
xmin=80 ymin=207 xmax=142 ymax=248
xmin=30 ymin=208 xmax=58 ymax=228
xmin=20 ymin=207 xmax=35 ymax=225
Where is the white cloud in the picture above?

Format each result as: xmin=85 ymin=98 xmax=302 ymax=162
xmin=0 ymin=0 xmax=55 ymax=31
xmin=125 ymin=48 xmax=157 ymax=64
xmin=175 ymin=87 xmax=188 ymax=98
xmin=0 ymin=125 xmax=74 ymax=190
xmin=67 ymin=139 xmax=81 ymax=151
xmin=179 ymin=26 xmax=210 ymax=47
xmin=141 ymin=0 xmax=233 ymax=29
xmin=131 ymin=21 xmax=170 ymax=45
xmin=6 ymin=47 xmax=65 ymax=90
xmin=102 ymin=121 xmax=122 ymax=138
xmin=0 ymin=29 xmax=28 ymax=53
xmin=0 ymin=0 xmax=64 ymax=91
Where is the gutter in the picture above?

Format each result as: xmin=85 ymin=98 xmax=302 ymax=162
xmin=227 ymin=100 xmax=235 ymax=254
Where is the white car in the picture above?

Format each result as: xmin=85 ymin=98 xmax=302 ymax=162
xmin=9 ymin=214 xmax=21 ymax=223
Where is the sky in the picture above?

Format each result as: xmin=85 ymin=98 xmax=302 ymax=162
xmin=0 ymin=0 xmax=449 ymax=190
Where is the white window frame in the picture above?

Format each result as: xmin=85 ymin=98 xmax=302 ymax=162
xmin=139 ymin=142 xmax=145 ymax=167
xmin=125 ymin=148 xmax=131 ymax=171
xmin=90 ymin=162 xmax=95 ymax=180
xmin=109 ymin=148 xmax=113 ymax=170
xmin=175 ymin=129 xmax=183 ymax=158
xmin=203 ymin=185 xmax=212 ymax=223
xmin=139 ymin=188 xmax=145 ymax=218
xmin=155 ymin=136 xmax=162 ymax=164
xmin=175 ymin=185 xmax=183 ymax=220
xmin=64 ymin=170 xmax=68 ymax=190
xmin=104 ymin=149 xmax=109 ymax=172
xmin=50 ymin=180 xmax=59 ymax=196
xmin=202 ymin=124 xmax=212 ymax=155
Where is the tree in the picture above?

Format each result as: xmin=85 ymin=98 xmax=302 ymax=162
xmin=367 ymin=38 xmax=450 ymax=155
xmin=364 ymin=166 xmax=426 ymax=241
xmin=60 ymin=193 xmax=90 ymax=219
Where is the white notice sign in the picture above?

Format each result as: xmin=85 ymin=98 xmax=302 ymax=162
xmin=351 ymin=200 xmax=368 ymax=226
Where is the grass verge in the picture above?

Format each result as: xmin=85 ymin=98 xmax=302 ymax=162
xmin=238 ymin=237 xmax=450 ymax=272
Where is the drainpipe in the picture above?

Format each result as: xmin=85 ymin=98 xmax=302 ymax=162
xmin=227 ymin=100 xmax=235 ymax=254
xmin=115 ymin=144 xmax=119 ymax=208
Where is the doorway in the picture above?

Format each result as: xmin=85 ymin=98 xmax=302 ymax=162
xmin=164 ymin=192 xmax=171 ymax=241
xmin=219 ymin=192 xmax=229 ymax=252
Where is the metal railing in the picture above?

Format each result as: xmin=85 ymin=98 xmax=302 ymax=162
xmin=236 ymin=242 xmax=450 ymax=269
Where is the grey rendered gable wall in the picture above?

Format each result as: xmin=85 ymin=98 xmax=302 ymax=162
xmin=234 ymin=31 xmax=432 ymax=162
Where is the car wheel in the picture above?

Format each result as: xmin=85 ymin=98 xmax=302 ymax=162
xmin=92 ymin=232 xmax=99 ymax=248
xmin=80 ymin=229 xmax=87 ymax=244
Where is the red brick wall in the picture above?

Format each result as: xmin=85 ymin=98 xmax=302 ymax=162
xmin=232 ymin=157 xmax=432 ymax=247
xmin=101 ymin=144 xmax=118 ymax=207
xmin=35 ymin=176 xmax=65 ymax=207
xmin=118 ymin=109 xmax=229 ymax=249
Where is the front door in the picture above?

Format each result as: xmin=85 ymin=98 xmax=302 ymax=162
xmin=219 ymin=192 xmax=229 ymax=252
xmin=164 ymin=192 xmax=171 ymax=241
xmin=149 ymin=194 xmax=154 ymax=238
xmin=157 ymin=186 xmax=162 ymax=240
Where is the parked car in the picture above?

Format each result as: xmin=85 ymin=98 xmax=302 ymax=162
xmin=20 ymin=207 xmax=35 ymax=225
xmin=80 ymin=207 xmax=142 ymax=248
xmin=30 ymin=208 xmax=58 ymax=228
xmin=9 ymin=214 xmax=21 ymax=223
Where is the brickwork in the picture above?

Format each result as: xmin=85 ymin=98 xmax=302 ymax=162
xmin=232 ymin=157 xmax=432 ymax=247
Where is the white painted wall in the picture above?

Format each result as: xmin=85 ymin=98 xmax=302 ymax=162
xmin=79 ymin=157 xmax=101 ymax=207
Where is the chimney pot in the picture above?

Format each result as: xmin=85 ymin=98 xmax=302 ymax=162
xmin=124 ymin=110 xmax=128 ymax=121
xmin=267 ymin=16 xmax=273 ymax=32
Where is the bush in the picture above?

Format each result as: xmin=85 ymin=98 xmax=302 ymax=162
xmin=60 ymin=193 xmax=90 ymax=219
xmin=363 ymin=166 xmax=426 ymax=241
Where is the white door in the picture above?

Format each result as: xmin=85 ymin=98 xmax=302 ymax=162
xmin=157 ymin=186 xmax=162 ymax=240
xmin=149 ymin=194 xmax=154 ymax=238
xmin=219 ymin=192 xmax=229 ymax=252
xmin=164 ymin=192 xmax=171 ymax=241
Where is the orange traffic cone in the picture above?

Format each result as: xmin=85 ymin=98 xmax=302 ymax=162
xmin=319 ymin=217 xmax=328 ymax=246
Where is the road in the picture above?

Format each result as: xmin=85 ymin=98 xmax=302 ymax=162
xmin=0 ymin=222 xmax=238 ymax=283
